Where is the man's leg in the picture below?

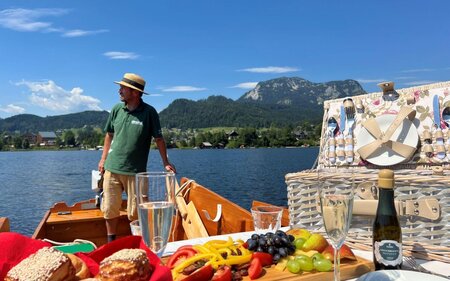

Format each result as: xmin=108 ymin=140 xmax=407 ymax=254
xmin=106 ymin=218 xmax=118 ymax=242
xmin=101 ymin=171 xmax=123 ymax=242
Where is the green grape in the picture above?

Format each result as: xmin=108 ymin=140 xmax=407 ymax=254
xmin=293 ymin=238 xmax=306 ymax=250
xmin=311 ymin=252 xmax=325 ymax=262
xmin=314 ymin=258 xmax=333 ymax=272
xmin=286 ymin=259 xmax=302 ymax=274
xmin=296 ymin=256 xmax=314 ymax=272
xmin=294 ymin=254 xmax=309 ymax=262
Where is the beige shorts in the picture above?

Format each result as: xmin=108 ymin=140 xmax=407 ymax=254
xmin=101 ymin=171 xmax=137 ymax=221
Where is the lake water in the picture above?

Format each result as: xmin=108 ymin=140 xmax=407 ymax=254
xmin=0 ymin=148 xmax=318 ymax=236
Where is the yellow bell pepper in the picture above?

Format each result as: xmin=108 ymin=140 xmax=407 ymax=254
xmin=212 ymin=253 xmax=252 ymax=267
xmin=204 ymin=236 xmax=234 ymax=249
xmin=192 ymin=244 xmax=212 ymax=254
xmin=205 ymin=244 xmax=225 ymax=260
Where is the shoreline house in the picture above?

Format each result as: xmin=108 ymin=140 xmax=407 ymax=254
xmin=22 ymin=133 xmax=37 ymax=146
xmin=227 ymin=130 xmax=239 ymax=140
xmin=37 ymin=131 xmax=57 ymax=146
xmin=199 ymin=142 xmax=213 ymax=149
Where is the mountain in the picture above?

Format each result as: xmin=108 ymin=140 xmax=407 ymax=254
xmin=238 ymin=77 xmax=364 ymax=106
xmin=0 ymin=111 xmax=109 ymax=133
xmin=159 ymin=77 xmax=366 ymax=128
xmin=0 ymin=77 xmax=366 ymax=132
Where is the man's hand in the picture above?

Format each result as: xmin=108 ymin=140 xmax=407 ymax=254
xmin=164 ymin=162 xmax=176 ymax=173
xmin=98 ymin=159 xmax=106 ymax=174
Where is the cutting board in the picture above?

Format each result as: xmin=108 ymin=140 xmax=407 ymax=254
xmin=163 ymin=256 xmax=374 ymax=280
xmin=241 ymin=256 xmax=374 ymax=280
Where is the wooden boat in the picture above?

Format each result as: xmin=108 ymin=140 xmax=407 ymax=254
xmin=0 ymin=217 xmax=9 ymax=233
xmin=23 ymin=177 xmax=289 ymax=247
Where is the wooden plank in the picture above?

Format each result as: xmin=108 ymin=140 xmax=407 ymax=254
xmin=0 ymin=217 xmax=10 ymax=232
xmin=33 ymin=211 xmax=50 ymax=239
xmin=161 ymin=256 xmax=373 ymax=281
xmin=182 ymin=201 xmax=209 ymax=239
xmin=240 ymin=257 xmax=373 ymax=280
xmin=181 ymin=178 xmax=254 ymax=236
xmin=46 ymin=209 xmax=127 ymax=224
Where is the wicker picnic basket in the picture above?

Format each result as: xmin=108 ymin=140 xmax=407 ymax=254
xmin=286 ymin=81 xmax=450 ymax=257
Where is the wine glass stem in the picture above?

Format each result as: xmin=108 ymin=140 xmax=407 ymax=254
xmin=334 ymin=246 xmax=341 ymax=281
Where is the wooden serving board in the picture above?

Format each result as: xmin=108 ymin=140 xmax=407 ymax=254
xmin=242 ymin=257 xmax=374 ymax=281
xmin=163 ymin=256 xmax=374 ymax=281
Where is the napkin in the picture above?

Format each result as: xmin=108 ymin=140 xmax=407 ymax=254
xmin=0 ymin=232 xmax=52 ymax=280
xmin=0 ymin=233 xmax=172 ymax=281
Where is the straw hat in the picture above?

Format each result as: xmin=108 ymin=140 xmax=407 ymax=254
xmin=114 ymin=73 xmax=148 ymax=94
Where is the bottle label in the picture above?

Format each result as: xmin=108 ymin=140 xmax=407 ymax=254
xmin=374 ymin=240 xmax=402 ymax=266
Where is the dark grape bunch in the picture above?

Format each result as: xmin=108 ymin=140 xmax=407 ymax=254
xmin=246 ymin=230 xmax=296 ymax=263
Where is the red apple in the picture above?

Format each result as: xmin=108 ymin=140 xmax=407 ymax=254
xmin=321 ymin=244 xmax=357 ymax=262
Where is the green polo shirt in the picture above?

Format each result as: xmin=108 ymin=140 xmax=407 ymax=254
xmin=104 ymin=101 xmax=162 ymax=175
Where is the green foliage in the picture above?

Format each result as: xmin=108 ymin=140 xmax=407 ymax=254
xmin=0 ymin=111 xmax=109 ymax=133
xmin=64 ymin=130 xmax=76 ymax=146
xmin=159 ymin=77 xmax=365 ymax=129
xmin=22 ymin=138 xmax=30 ymax=149
xmin=13 ymin=136 xmax=23 ymax=149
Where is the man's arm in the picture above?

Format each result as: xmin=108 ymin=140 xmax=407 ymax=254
xmin=155 ymin=137 xmax=176 ymax=173
xmin=98 ymin=132 xmax=113 ymax=174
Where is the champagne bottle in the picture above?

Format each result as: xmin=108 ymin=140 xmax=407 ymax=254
xmin=372 ymin=169 xmax=402 ymax=270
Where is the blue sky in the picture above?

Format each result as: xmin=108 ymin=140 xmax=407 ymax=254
xmin=0 ymin=1 xmax=449 ymax=119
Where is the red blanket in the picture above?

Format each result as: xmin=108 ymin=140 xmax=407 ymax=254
xmin=0 ymin=232 xmax=172 ymax=281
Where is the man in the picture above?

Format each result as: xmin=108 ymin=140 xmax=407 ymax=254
xmin=98 ymin=73 xmax=176 ymax=242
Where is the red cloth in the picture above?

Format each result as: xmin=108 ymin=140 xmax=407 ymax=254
xmin=0 ymin=232 xmax=52 ymax=280
xmin=0 ymin=233 xmax=172 ymax=281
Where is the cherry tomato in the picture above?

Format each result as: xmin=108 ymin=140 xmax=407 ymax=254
xmin=166 ymin=248 xmax=197 ymax=269
xmin=182 ymin=264 xmax=214 ymax=281
xmin=248 ymin=257 xmax=263 ymax=280
xmin=252 ymin=252 xmax=273 ymax=267
xmin=211 ymin=265 xmax=232 ymax=281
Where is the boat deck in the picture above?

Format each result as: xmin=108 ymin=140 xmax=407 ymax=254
xmin=47 ymin=209 xmax=127 ymax=224
xmin=33 ymin=200 xmax=131 ymax=246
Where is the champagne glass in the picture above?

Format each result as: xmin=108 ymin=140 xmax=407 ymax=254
xmin=319 ymin=169 xmax=354 ymax=281
xmin=136 ymin=171 xmax=176 ymax=257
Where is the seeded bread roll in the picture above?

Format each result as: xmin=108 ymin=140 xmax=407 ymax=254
xmin=5 ymin=247 xmax=76 ymax=281
xmin=97 ymin=248 xmax=153 ymax=281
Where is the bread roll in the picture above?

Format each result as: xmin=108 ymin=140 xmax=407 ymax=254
xmin=5 ymin=247 xmax=76 ymax=281
xmin=97 ymin=248 xmax=153 ymax=281
xmin=67 ymin=254 xmax=91 ymax=280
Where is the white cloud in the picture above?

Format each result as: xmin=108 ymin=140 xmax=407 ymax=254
xmin=403 ymin=80 xmax=436 ymax=86
xmin=161 ymin=86 xmax=207 ymax=92
xmin=63 ymin=29 xmax=108 ymax=38
xmin=238 ymin=66 xmax=300 ymax=73
xmin=16 ymin=80 xmax=102 ymax=113
xmin=230 ymin=82 xmax=258 ymax=89
xmin=355 ymin=78 xmax=387 ymax=83
xmin=400 ymin=68 xmax=435 ymax=73
xmin=0 ymin=104 xmax=25 ymax=114
xmin=0 ymin=8 xmax=67 ymax=32
xmin=0 ymin=8 xmax=108 ymax=37
xmin=103 ymin=51 xmax=139 ymax=60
